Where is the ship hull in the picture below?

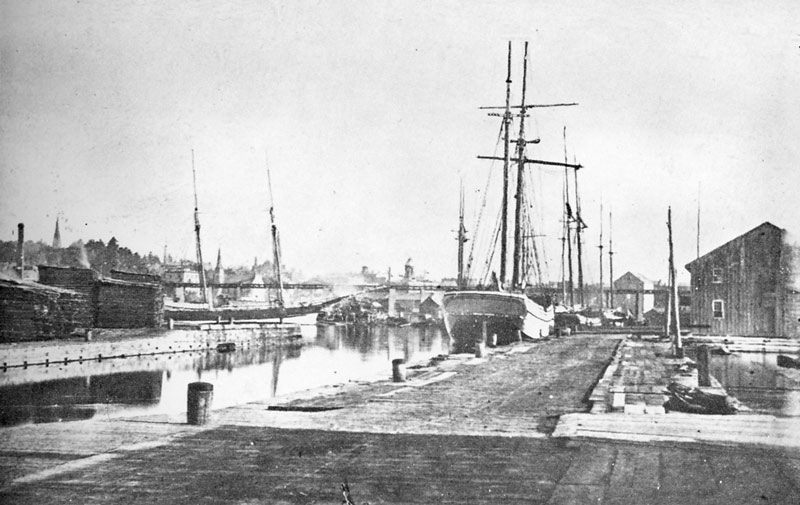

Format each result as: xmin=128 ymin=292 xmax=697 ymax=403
xmin=442 ymin=291 xmax=553 ymax=353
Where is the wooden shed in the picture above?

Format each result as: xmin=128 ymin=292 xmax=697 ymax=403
xmin=685 ymin=222 xmax=800 ymax=337
xmin=612 ymin=272 xmax=656 ymax=321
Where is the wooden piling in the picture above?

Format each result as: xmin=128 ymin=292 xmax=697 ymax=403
xmin=392 ymin=358 xmax=406 ymax=382
xmin=697 ymin=344 xmax=711 ymax=387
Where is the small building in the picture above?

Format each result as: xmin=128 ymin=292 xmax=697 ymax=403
xmin=162 ymin=265 xmax=202 ymax=302
xmin=420 ymin=295 xmax=442 ymax=320
xmin=612 ymin=272 xmax=656 ymax=322
xmin=685 ymin=222 xmax=800 ymax=337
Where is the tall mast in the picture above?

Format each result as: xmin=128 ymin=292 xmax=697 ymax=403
xmin=598 ymin=201 xmax=604 ymax=310
xmin=500 ymin=42 xmax=513 ymax=287
xmin=266 ymin=154 xmax=284 ymax=310
xmin=608 ymin=208 xmax=614 ymax=308
xmin=696 ymin=183 xmax=701 ymax=260
xmin=477 ymin=42 xmax=581 ymax=291
xmin=457 ymin=181 xmax=468 ymax=289
xmin=574 ymin=154 xmax=585 ymax=307
xmin=563 ymin=126 xmax=574 ymax=306
xmin=511 ymin=42 xmax=530 ymax=290
xmin=191 ymin=149 xmax=208 ymax=305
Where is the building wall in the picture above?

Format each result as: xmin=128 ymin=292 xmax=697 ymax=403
xmin=686 ymin=223 xmax=786 ymax=336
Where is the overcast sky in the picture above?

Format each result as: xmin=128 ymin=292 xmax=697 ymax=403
xmin=2 ymin=0 xmax=799 ymax=283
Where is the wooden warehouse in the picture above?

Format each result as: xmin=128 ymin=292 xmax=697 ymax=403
xmin=685 ymin=222 xmax=800 ymax=337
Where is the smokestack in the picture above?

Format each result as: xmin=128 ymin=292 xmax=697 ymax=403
xmin=16 ymin=223 xmax=24 ymax=279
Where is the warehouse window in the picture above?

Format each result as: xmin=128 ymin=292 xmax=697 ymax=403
xmin=712 ymin=299 xmax=724 ymax=318
xmin=712 ymin=268 xmax=723 ymax=283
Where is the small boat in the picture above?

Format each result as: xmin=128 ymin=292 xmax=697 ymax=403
xmin=664 ymin=382 xmax=736 ymax=415
xmin=711 ymin=344 xmax=733 ymax=355
xmin=216 ymin=342 xmax=236 ymax=353
xmin=777 ymin=354 xmax=800 ymax=369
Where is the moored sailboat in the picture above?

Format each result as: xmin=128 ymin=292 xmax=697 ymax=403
xmin=164 ymin=152 xmax=342 ymax=322
xmin=442 ymin=41 xmax=581 ymax=353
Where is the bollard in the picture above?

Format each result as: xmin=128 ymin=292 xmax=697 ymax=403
xmin=475 ymin=341 xmax=486 ymax=358
xmin=392 ymin=358 xmax=407 ymax=382
xmin=697 ymin=345 xmax=711 ymax=387
xmin=168 ymin=318 xmax=174 ymax=330
xmin=187 ymin=382 xmax=214 ymax=425
xmin=85 ymin=330 xmax=93 ymax=342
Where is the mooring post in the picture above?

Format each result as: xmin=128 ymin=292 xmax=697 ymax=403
xmin=697 ymin=344 xmax=711 ymax=387
xmin=392 ymin=358 xmax=406 ymax=382
xmin=187 ymin=382 xmax=214 ymax=425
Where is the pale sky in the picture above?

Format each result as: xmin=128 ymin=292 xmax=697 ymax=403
xmin=1 ymin=0 xmax=799 ymax=283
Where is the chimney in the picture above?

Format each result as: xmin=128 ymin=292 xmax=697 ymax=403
xmin=16 ymin=223 xmax=24 ymax=279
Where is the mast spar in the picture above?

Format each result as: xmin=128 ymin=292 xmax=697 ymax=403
xmin=598 ymin=201 xmax=604 ymax=311
xmin=457 ymin=180 xmax=468 ymax=289
xmin=608 ymin=209 xmax=614 ymax=309
xmin=563 ymin=126 xmax=574 ymax=306
xmin=477 ymin=41 xmax=581 ymax=292
xmin=266 ymin=153 xmax=285 ymax=311
xmin=511 ymin=41 xmax=530 ymax=290
xmin=191 ymin=149 xmax=209 ymax=306
xmin=574 ymin=154 xmax=585 ymax=307
xmin=500 ymin=41 xmax=512 ymax=287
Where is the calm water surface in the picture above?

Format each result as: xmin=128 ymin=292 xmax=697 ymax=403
xmin=709 ymin=351 xmax=800 ymax=416
xmin=0 ymin=324 xmax=450 ymax=427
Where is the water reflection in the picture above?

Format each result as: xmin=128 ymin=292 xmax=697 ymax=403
xmin=709 ymin=352 xmax=800 ymax=416
xmin=0 ymin=325 xmax=448 ymax=427
xmin=0 ymin=371 xmax=163 ymax=426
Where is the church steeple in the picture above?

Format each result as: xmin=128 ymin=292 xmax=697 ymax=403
xmin=214 ymin=248 xmax=224 ymax=283
xmin=53 ymin=218 xmax=62 ymax=248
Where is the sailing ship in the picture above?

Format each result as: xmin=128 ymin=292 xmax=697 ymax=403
xmin=164 ymin=152 xmax=343 ymax=322
xmin=442 ymin=41 xmax=582 ymax=353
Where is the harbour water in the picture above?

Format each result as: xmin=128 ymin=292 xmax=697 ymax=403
xmin=0 ymin=324 xmax=449 ymax=427
xmin=709 ymin=351 xmax=800 ymax=416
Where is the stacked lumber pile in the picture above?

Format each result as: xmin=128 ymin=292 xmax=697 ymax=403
xmin=0 ymin=276 xmax=92 ymax=342
xmin=37 ymin=265 xmax=99 ymax=295
xmin=109 ymin=269 xmax=161 ymax=284
xmin=95 ymin=278 xmax=163 ymax=328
